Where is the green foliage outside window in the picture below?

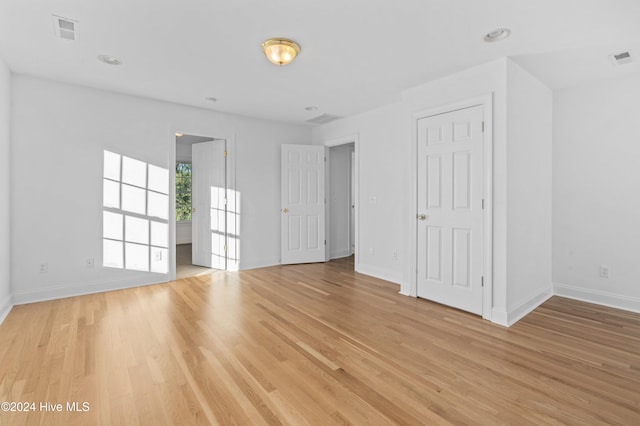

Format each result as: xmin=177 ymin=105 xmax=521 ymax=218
xmin=176 ymin=162 xmax=192 ymax=221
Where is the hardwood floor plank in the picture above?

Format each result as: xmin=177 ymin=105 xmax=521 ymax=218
xmin=0 ymin=256 xmax=639 ymax=425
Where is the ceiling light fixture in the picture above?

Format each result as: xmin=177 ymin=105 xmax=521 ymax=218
xmin=483 ymin=28 xmax=511 ymax=42
xmin=205 ymin=96 xmax=218 ymax=103
xmin=304 ymin=106 xmax=318 ymax=111
xmin=261 ymin=38 xmax=301 ymax=66
xmin=175 ymin=133 xmax=184 ymax=137
xmin=97 ymin=54 xmax=122 ymax=65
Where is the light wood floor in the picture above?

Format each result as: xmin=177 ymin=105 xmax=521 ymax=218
xmin=1 ymin=257 xmax=639 ymax=425
xmin=175 ymin=244 xmax=216 ymax=280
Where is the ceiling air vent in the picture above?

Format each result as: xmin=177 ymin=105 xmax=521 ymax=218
xmin=52 ymin=15 xmax=78 ymax=41
xmin=306 ymin=114 xmax=343 ymax=125
xmin=609 ymin=51 xmax=632 ymax=66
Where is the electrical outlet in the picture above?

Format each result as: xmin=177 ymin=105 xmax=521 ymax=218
xmin=369 ymin=248 xmax=375 ymax=255
xmin=39 ymin=263 xmax=48 ymax=273
xmin=85 ymin=258 xmax=95 ymax=269
xmin=599 ymin=265 xmax=610 ymax=278
xmin=369 ymin=195 xmax=377 ymax=204
xmin=392 ymin=250 xmax=398 ymax=260
xmin=154 ymin=250 xmax=162 ymax=261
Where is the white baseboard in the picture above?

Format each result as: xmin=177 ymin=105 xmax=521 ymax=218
xmin=491 ymin=287 xmax=553 ymax=327
xmin=507 ymin=287 xmax=553 ymax=326
xmin=356 ymin=263 xmax=402 ymax=286
xmin=330 ymin=249 xmax=351 ymax=260
xmin=0 ymin=292 xmax=13 ymax=325
xmin=239 ymin=257 xmax=280 ymax=271
xmin=554 ymin=282 xmax=640 ymax=314
xmin=12 ymin=275 xmax=168 ymax=305
xmin=398 ymin=288 xmax=412 ymax=297
xmin=491 ymin=308 xmax=509 ymax=327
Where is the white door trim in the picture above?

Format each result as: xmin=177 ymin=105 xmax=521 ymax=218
xmin=408 ymin=95 xmax=493 ymax=321
xmin=168 ymin=130 xmax=237 ymax=281
xmin=323 ymin=134 xmax=360 ymax=271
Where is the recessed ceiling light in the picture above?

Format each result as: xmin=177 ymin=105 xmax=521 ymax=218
xmin=97 ymin=54 xmax=122 ymax=65
xmin=205 ymin=97 xmax=218 ymax=103
xmin=483 ymin=28 xmax=511 ymax=42
xmin=304 ymin=106 xmax=318 ymax=111
xmin=175 ymin=133 xmax=184 ymax=137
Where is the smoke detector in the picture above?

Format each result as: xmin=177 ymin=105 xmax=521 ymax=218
xmin=52 ymin=15 xmax=78 ymax=41
xmin=306 ymin=114 xmax=343 ymax=125
xmin=609 ymin=51 xmax=633 ymax=66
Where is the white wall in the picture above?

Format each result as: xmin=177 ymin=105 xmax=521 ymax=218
xmin=505 ymin=59 xmax=554 ymax=323
xmin=313 ymin=102 xmax=406 ymax=284
xmin=313 ymin=59 xmax=555 ymax=326
xmin=0 ymin=58 xmax=11 ymax=323
xmin=314 ymin=60 xmax=507 ymax=298
xmin=11 ymin=75 xmax=310 ymax=304
xmin=176 ymin=143 xmax=192 ymax=162
xmin=176 ymin=223 xmax=192 ymax=245
xmin=553 ymin=72 xmax=640 ymax=312
xmin=328 ymin=143 xmax=354 ymax=259
xmin=315 ymin=60 xmax=510 ymax=307
xmin=400 ymin=59 xmax=509 ymax=320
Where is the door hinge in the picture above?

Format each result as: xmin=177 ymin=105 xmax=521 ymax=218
xmin=481 ymin=276 xmax=484 ymax=287
xmin=481 ymin=199 xmax=485 ymax=209
xmin=482 ymin=121 xmax=485 ymax=132
xmin=224 ymin=150 xmax=228 ymax=157
xmin=224 ymin=197 xmax=228 ymax=205
xmin=224 ymin=244 xmax=228 ymax=253
xmin=324 ymin=156 xmax=326 ymax=162
xmin=324 ymin=239 xmax=326 ymax=245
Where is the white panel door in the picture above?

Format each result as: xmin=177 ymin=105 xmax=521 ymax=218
xmin=192 ymin=140 xmax=226 ymax=269
xmin=416 ymin=105 xmax=484 ymax=315
xmin=281 ymin=144 xmax=326 ymax=264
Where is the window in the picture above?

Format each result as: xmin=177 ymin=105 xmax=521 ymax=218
xmin=176 ymin=162 xmax=192 ymax=222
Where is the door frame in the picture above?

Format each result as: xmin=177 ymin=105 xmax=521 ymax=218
xmin=408 ymin=95 xmax=493 ymax=320
xmin=323 ymin=134 xmax=360 ymax=270
xmin=168 ymin=130 xmax=237 ymax=281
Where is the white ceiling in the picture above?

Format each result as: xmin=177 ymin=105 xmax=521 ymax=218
xmin=176 ymin=134 xmax=215 ymax=145
xmin=1 ymin=0 xmax=639 ymax=124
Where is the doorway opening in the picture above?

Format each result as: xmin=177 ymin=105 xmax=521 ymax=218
xmin=328 ymin=143 xmax=355 ymax=266
xmin=324 ymin=135 xmax=358 ymax=272
xmin=175 ymin=133 xmax=227 ymax=279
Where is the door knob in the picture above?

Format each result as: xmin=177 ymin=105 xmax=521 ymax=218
xmin=282 ymin=208 xmax=289 ymax=213
xmin=416 ymin=214 xmax=426 ymax=220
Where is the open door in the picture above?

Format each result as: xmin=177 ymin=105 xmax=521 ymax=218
xmin=281 ymin=144 xmax=326 ymax=264
xmin=192 ymin=140 xmax=227 ymax=269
